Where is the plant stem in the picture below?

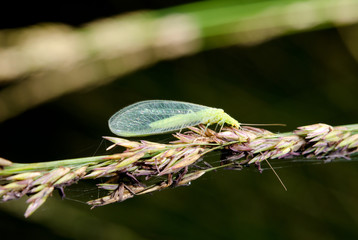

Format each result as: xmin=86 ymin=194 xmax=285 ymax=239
xmin=0 ymin=155 xmax=112 ymax=175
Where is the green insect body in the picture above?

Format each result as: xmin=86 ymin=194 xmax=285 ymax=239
xmin=149 ymin=108 xmax=238 ymax=129
xmin=109 ymin=100 xmax=240 ymax=137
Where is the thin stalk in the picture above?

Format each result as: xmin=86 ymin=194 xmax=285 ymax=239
xmin=0 ymin=155 xmax=112 ymax=175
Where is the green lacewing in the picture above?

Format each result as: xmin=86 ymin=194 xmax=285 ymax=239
xmin=109 ymin=100 xmax=240 ymax=137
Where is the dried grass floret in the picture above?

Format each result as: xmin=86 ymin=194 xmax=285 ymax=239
xmin=1 ymin=123 xmax=358 ymax=217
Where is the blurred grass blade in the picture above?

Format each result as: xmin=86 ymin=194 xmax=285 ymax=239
xmin=1 ymin=0 xmax=358 ymax=121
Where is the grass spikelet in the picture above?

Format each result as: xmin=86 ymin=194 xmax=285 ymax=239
xmin=1 ymin=123 xmax=358 ymax=217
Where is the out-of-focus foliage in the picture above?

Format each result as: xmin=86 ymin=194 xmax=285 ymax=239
xmin=1 ymin=0 xmax=358 ymax=122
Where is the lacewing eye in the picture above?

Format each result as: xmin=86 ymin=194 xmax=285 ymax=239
xmin=108 ymin=100 xmax=239 ymax=137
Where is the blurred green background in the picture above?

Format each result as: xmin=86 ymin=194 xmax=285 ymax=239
xmin=1 ymin=0 xmax=358 ymax=239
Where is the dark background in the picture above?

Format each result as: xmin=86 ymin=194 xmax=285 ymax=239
xmin=0 ymin=0 xmax=199 ymax=28
xmin=1 ymin=1 xmax=358 ymax=239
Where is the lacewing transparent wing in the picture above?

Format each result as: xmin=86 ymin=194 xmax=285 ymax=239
xmin=109 ymin=100 xmax=213 ymax=137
